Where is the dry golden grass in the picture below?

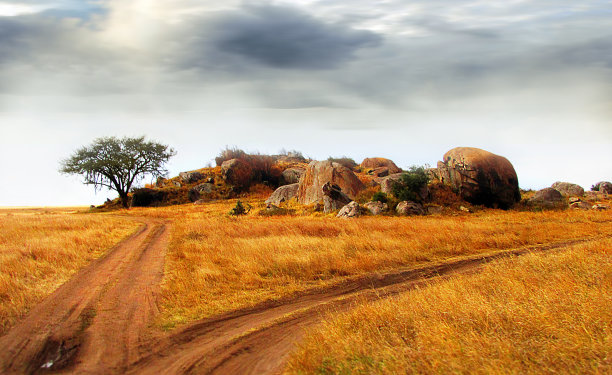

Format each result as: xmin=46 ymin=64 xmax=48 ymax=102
xmin=286 ymin=237 xmax=612 ymax=375
xmin=154 ymin=203 xmax=612 ymax=329
xmin=0 ymin=210 xmax=139 ymax=334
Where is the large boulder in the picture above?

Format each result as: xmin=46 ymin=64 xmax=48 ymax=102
xmin=281 ymin=168 xmax=305 ymax=185
xmin=179 ymin=171 xmax=204 ymax=184
xmin=221 ymin=158 xmax=254 ymax=188
xmin=592 ymin=181 xmax=612 ymax=194
xmin=337 ymin=201 xmax=362 ymax=218
xmin=396 ymin=201 xmax=424 ymax=216
xmin=528 ymin=188 xmax=566 ymax=209
xmin=322 ymin=182 xmax=352 ymax=212
xmin=297 ymin=161 xmax=365 ymax=205
xmin=437 ymin=147 xmax=520 ymax=209
xmin=360 ymin=158 xmax=401 ymax=175
xmin=265 ymin=183 xmax=299 ymax=205
xmin=551 ymin=181 xmax=584 ymax=197
xmin=188 ymin=183 xmax=214 ymax=202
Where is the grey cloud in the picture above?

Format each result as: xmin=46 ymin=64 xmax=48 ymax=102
xmin=179 ymin=4 xmax=382 ymax=70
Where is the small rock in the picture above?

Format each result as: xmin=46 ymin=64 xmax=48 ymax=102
xmin=568 ymin=197 xmax=581 ymax=204
xmin=337 ymin=201 xmax=362 ymax=218
xmin=570 ymin=202 xmax=590 ymax=210
xmin=364 ymin=201 xmax=388 ymax=215
xmin=396 ymin=201 xmax=424 ymax=216
xmin=173 ymin=181 xmax=182 ymax=188
xmin=188 ymin=183 xmax=214 ymax=202
xmin=592 ymin=204 xmax=609 ymax=211
xmin=266 ymin=183 xmax=299 ymax=205
xmin=459 ymin=206 xmax=473 ymax=213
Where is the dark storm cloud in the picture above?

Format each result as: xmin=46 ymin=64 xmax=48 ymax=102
xmin=179 ymin=4 xmax=382 ymax=70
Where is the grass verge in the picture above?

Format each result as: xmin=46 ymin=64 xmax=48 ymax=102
xmin=285 ymin=237 xmax=612 ymax=374
xmin=157 ymin=208 xmax=612 ymax=329
xmin=0 ymin=211 xmax=139 ymax=334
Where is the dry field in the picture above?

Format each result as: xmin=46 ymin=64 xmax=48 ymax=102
xmin=285 ymin=237 xmax=612 ymax=375
xmin=1 ymin=199 xmax=611 ymax=373
xmin=119 ymin=201 xmax=612 ymax=330
xmin=0 ymin=208 xmax=140 ymax=334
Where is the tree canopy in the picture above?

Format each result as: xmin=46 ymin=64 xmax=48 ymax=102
xmin=60 ymin=136 xmax=176 ymax=208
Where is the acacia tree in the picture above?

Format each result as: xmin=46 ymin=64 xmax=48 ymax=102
xmin=60 ymin=136 xmax=176 ymax=208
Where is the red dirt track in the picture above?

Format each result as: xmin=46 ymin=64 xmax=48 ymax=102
xmin=0 ymin=218 xmax=604 ymax=374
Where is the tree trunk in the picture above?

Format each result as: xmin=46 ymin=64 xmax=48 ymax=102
xmin=119 ymin=192 xmax=130 ymax=209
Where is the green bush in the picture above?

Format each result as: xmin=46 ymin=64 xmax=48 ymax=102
xmin=391 ymin=166 xmax=429 ymax=202
xmin=371 ymin=191 xmax=388 ymax=203
xmin=229 ymin=200 xmax=251 ymax=216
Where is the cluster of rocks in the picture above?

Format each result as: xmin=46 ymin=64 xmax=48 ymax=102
xmin=263 ymin=147 xmax=527 ymax=216
xmin=527 ymin=180 xmax=610 ymax=211
xmin=336 ymin=200 xmax=427 ymax=218
xmin=144 ymin=145 xmax=610 ymax=215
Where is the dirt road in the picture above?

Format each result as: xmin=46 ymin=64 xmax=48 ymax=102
xmin=0 ymin=218 xmax=604 ymax=374
xmin=0 ymin=218 xmax=169 ymax=374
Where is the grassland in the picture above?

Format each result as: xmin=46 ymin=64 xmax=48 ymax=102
xmin=0 ymin=209 xmax=139 ymax=334
xmin=285 ymin=236 xmax=612 ymax=374
xmin=140 ymin=200 xmax=612 ymax=330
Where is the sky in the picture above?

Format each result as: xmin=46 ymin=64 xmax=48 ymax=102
xmin=0 ymin=0 xmax=611 ymax=206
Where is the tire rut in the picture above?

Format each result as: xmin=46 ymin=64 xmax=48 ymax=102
xmin=127 ymin=235 xmax=609 ymax=375
xmin=0 ymin=218 xmax=169 ymax=375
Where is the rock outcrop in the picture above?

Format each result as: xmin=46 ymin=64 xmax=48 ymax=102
xmin=337 ymin=201 xmax=362 ymax=218
xmin=179 ymin=171 xmax=204 ymax=184
xmin=364 ymin=201 xmax=388 ymax=215
xmin=592 ymin=181 xmax=612 ymax=194
xmin=281 ymin=168 xmax=305 ymax=185
xmin=221 ymin=158 xmax=253 ymax=188
xmin=551 ymin=181 xmax=584 ymax=197
xmin=396 ymin=201 xmax=424 ymax=216
xmin=297 ymin=161 xmax=365 ymax=205
xmin=265 ymin=183 xmax=299 ymax=205
xmin=528 ymin=188 xmax=566 ymax=208
xmin=188 ymin=183 xmax=214 ymax=202
xmin=322 ymin=182 xmax=352 ymax=213
xmin=360 ymin=158 xmax=401 ymax=174
xmin=437 ymin=147 xmax=520 ymax=209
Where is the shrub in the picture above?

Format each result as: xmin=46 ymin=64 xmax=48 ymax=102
xmin=229 ymin=200 xmax=251 ymax=216
xmin=215 ymin=146 xmax=248 ymax=166
xmin=371 ymin=191 xmax=388 ymax=203
xmin=391 ymin=166 xmax=429 ymax=202
xmin=327 ymin=156 xmax=358 ymax=170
